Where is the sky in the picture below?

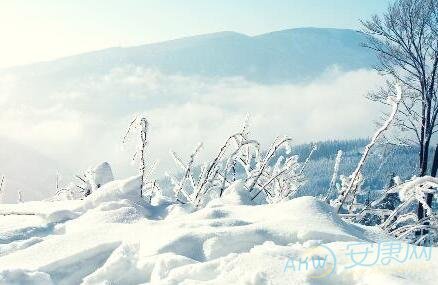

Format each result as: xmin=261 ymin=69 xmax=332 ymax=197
xmin=0 ymin=0 xmax=392 ymax=69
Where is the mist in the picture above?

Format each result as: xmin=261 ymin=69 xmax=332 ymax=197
xmin=0 ymin=66 xmax=383 ymax=201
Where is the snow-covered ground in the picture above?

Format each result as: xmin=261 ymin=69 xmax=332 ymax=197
xmin=0 ymin=176 xmax=436 ymax=285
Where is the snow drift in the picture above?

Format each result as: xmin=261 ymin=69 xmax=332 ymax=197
xmin=0 ymin=175 xmax=436 ymax=284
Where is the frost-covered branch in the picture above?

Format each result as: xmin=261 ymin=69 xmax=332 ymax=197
xmin=380 ymin=176 xmax=438 ymax=244
xmin=336 ymin=84 xmax=402 ymax=213
xmin=170 ymin=143 xmax=203 ymax=204
xmin=168 ymin=117 xmax=305 ymax=207
xmin=122 ymin=115 xmax=156 ymax=199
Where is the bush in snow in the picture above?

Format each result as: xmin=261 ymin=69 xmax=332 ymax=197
xmin=352 ymin=173 xmax=402 ymax=226
xmin=167 ymin=118 xmax=310 ymax=207
xmin=381 ymin=176 xmax=438 ymax=245
xmin=53 ymin=162 xmax=115 ymax=201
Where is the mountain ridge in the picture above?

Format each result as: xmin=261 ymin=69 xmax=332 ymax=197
xmin=1 ymin=27 xmax=376 ymax=83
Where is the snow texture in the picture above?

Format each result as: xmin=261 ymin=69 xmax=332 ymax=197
xmin=0 ymin=175 xmax=436 ymax=284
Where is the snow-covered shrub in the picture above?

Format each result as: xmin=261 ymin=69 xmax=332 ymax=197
xmin=168 ymin=119 xmax=308 ymax=207
xmin=247 ymin=138 xmax=312 ymax=204
xmin=53 ymin=162 xmax=115 ymax=201
xmin=381 ymin=176 xmax=438 ymax=245
xmin=168 ymin=119 xmax=258 ymax=206
xmin=331 ymin=172 xmax=364 ymax=213
xmin=52 ymin=182 xmax=83 ymax=201
xmin=348 ymin=174 xmax=402 ymax=226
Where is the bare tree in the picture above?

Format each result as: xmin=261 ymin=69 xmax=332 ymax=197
xmin=362 ymin=0 xmax=438 ymax=176
xmin=362 ymin=0 xmax=438 ymax=236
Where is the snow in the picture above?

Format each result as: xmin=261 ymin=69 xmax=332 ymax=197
xmin=90 ymin=162 xmax=114 ymax=189
xmin=0 ymin=176 xmax=437 ymax=284
xmin=394 ymin=176 xmax=438 ymax=202
xmin=213 ymin=180 xmax=254 ymax=206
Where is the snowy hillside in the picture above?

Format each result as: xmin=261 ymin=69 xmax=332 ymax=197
xmin=1 ymin=175 xmax=435 ymax=285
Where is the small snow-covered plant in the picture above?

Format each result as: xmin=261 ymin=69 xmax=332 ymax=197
xmin=51 ymin=171 xmax=92 ymax=200
xmin=52 ymin=172 xmax=76 ymax=200
xmin=73 ymin=168 xmax=99 ymax=197
xmin=56 ymin=171 xmax=61 ymax=193
xmin=17 ymin=190 xmax=23 ymax=203
xmin=169 ymin=143 xmax=204 ymax=204
xmin=169 ymin=118 xmax=260 ymax=206
xmin=61 ymin=162 xmax=116 ymax=200
xmin=0 ymin=175 xmax=5 ymax=202
xmin=324 ymin=150 xmax=343 ymax=203
xmin=381 ymin=176 xmax=438 ymax=245
xmin=122 ymin=115 xmax=159 ymax=200
xmin=248 ymin=138 xmax=310 ymax=203
xmin=348 ymin=174 xmax=402 ymax=226
xmin=168 ymin=117 xmax=308 ymax=207
xmin=53 ymin=186 xmax=75 ymax=200
xmin=331 ymin=172 xmax=365 ymax=213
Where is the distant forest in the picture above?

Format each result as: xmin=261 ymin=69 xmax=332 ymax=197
xmin=292 ymin=138 xmax=419 ymax=197
xmin=160 ymin=138 xmax=421 ymax=199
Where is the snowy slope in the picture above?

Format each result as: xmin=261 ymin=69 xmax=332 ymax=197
xmin=0 ymin=176 xmax=436 ymax=284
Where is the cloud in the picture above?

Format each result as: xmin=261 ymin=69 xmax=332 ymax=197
xmin=0 ymin=67 xmax=384 ymax=181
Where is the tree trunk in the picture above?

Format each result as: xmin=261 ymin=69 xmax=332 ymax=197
xmin=417 ymin=142 xmax=437 ymax=238
xmin=420 ymin=140 xmax=430 ymax=176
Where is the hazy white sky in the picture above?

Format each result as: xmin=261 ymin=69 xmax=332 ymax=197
xmin=0 ymin=0 xmax=391 ymax=69
xmin=0 ymin=67 xmax=384 ymax=192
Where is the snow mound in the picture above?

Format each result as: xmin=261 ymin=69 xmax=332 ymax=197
xmin=217 ymin=180 xmax=254 ymax=206
xmin=90 ymin=162 xmax=114 ymax=189
xmin=0 ymin=179 xmax=436 ymax=284
xmin=81 ymin=175 xmax=143 ymax=209
xmin=0 ymin=269 xmax=53 ymax=285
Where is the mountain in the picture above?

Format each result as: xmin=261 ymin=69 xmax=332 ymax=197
xmin=1 ymin=28 xmax=376 ymax=83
